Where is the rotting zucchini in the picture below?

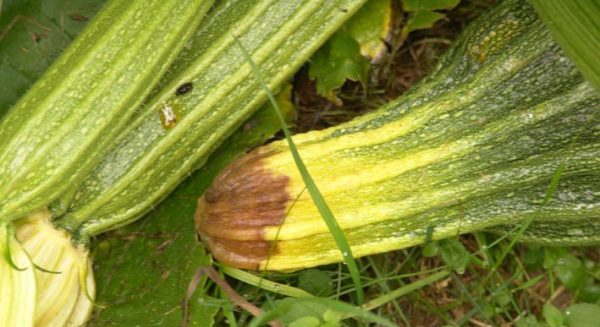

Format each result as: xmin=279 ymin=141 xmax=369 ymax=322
xmin=51 ymin=0 xmax=368 ymax=239
xmin=195 ymin=0 xmax=600 ymax=271
xmin=0 ymin=0 xmax=214 ymax=222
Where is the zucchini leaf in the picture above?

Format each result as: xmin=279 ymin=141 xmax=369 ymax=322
xmin=529 ymin=0 xmax=600 ymax=91
xmin=402 ymin=0 xmax=460 ymax=34
xmin=403 ymin=0 xmax=460 ymax=11
xmin=308 ymin=0 xmax=393 ymax=104
xmin=89 ymin=86 xmax=296 ymax=326
xmin=88 ymin=178 xmax=216 ymax=326
xmin=308 ymin=31 xmax=370 ymax=105
xmin=0 ymin=0 xmax=104 ymax=116
xmin=345 ymin=0 xmax=392 ymax=60
xmin=405 ymin=10 xmax=446 ymax=32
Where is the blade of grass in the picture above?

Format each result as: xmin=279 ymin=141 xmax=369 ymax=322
xmin=221 ymin=266 xmax=313 ymax=298
xmin=453 ymin=271 xmax=495 ymax=326
xmin=365 ymin=257 xmax=410 ymax=325
xmin=362 ymin=270 xmax=450 ymax=311
xmin=233 ymin=35 xmax=365 ymax=304
xmin=529 ymin=0 xmax=600 ymax=91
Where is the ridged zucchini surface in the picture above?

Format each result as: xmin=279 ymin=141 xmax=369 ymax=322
xmin=51 ymin=0 xmax=368 ymax=239
xmin=195 ymin=0 xmax=600 ymax=270
xmin=0 ymin=0 xmax=213 ymax=221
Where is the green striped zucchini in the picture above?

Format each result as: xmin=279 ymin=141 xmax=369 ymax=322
xmin=6 ymin=1 xmax=366 ymax=325
xmin=51 ymin=0 xmax=368 ymax=240
xmin=0 ymin=0 xmax=213 ymax=222
xmin=195 ymin=0 xmax=600 ymax=271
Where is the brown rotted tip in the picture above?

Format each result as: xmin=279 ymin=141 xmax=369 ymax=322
xmin=195 ymin=149 xmax=290 ymax=270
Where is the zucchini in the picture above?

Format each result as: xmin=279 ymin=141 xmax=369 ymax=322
xmin=0 ymin=1 xmax=213 ymax=325
xmin=51 ymin=0 xmax=368 ymax=240
xmin=8 ymin=1 xmax=365 ymax=325
xmin=195 ymin=0 xmax=600 ymax=270
xmin=0 ymin=0 xmax=214 ymax=222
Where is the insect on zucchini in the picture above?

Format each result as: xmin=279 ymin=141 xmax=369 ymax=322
xmin=175 ymin=82 xmax=193 ymax=96
xmin=159 ymin=103 xmax=178 ymax=128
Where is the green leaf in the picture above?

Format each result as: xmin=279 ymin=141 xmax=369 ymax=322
xmin=290 ymin=317 xmax=321 ymax=327
xmin=249 ymin=297 xmax=396 ymax=327
xmin=543 ymin=303 xmax=565 ymax=327
xmin=554 ymin=252 xmax=585 ymax=291
xmin=543 ymin=247 xmax=563 ymax=270
xmin=89 ymin=87 xmax=295 ymax=326
xmin=187 ymin=294 xmax=219 ymax=327
xmin=298 ymin=269 xmax=333 ymax=296
xmin=529 ymin=0 xmax=600 ymax=92
xmin=422 ymin=240 xmax=441 ymax=257
xmin=439 ymin=238 xmax=470 ymax=274
xmin=88 ymin=183 xmax=213 ymax=326
xmin=564 ymin=303 xmax=600 ymax=327
xmin=493 ymin=288 xmax=512 ymax=309
xmin=322 ymin=310 xmax=343 ymax=326
xmin=284 ymin=310 xmax=343 ymax=327
xmin=403 ymin=0 xmax=460 ymax=12
xmin=308 ymin=31 xmax=370 ymax=105
xmin=345 ymin=0 xmax=392 ymax=60
xmin=405 ymin=11 xmax=446 ymax=32
xmin=523 ymin=246 xmax=545 ymax=269
xmin=516 ymin=315 xmax=544 ymax=327
xmin=513 ymin=274 xmax=545 ymax=292
xmin=580 ymin=283 xmax=600 ymax=303
xmin=0 ymin=0 xmax=105 ymax=117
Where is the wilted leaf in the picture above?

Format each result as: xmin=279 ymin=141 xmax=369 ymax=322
xmin=345 ymin=0 xmax=392 ymax=60
xmin=308 ymin=32 xmax=369 ymax=105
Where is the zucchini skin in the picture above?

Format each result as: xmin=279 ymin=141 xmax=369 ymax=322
xmin=53 ymin=0 xmax=368 ymax=238
xmin=195 ymin=0 xmax=600 ymax=270
xmin=0 ymin=0 xmax=214 ymax=222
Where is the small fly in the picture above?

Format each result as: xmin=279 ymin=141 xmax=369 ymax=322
xmin=175 ymin=82 xmax=193 ymax=96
